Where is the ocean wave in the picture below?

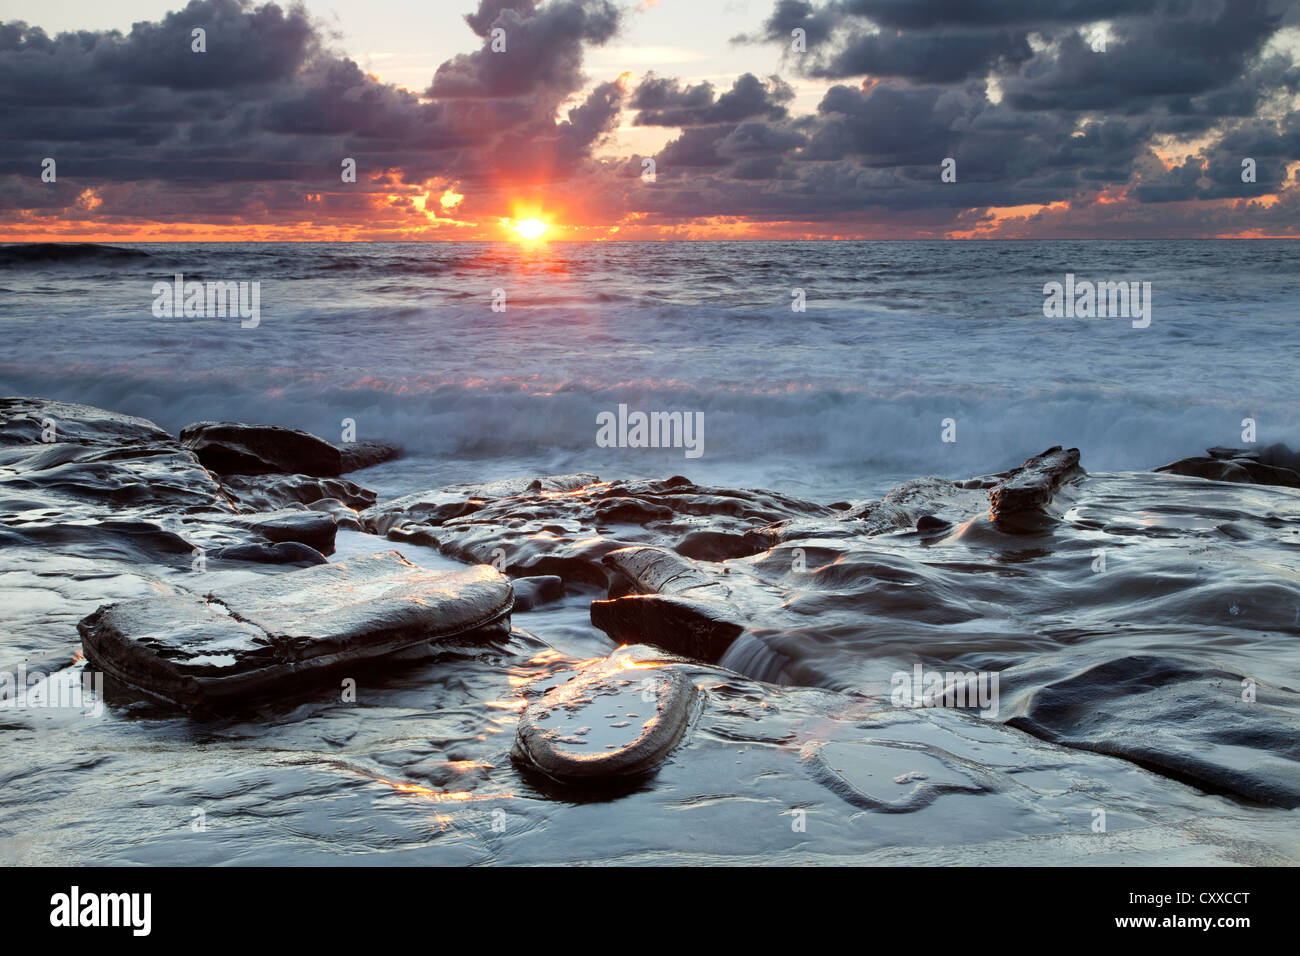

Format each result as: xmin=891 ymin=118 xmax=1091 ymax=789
xmin=0 ymin=243 xmax=151 ymax=268
xmin=3 ymin=365 xmax=1295 ymax=496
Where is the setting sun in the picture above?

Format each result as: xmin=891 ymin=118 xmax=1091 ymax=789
xmin=512 ymin=218 xmax=549 ymax=240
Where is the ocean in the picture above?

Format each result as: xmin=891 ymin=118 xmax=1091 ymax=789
xmin=3 ymin=239 xmax=1297 ymax=502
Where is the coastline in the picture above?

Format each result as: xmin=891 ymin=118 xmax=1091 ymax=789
xmin=3 ymin=396 xmax=1298 ymax=865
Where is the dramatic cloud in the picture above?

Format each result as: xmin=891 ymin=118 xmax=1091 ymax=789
xmin=1 ymin=0 xmax=1298 ymax=238
xmin=429 ymin=0 xmax=619 ymax=97
xmin=0 ymin=0 xmax=628 ymax=237
xmin=631 ymin=73 xmax=794 ymax=125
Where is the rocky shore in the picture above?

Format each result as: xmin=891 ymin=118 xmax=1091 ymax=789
xmin=3 ymin=396 xmax=1298 ymax=864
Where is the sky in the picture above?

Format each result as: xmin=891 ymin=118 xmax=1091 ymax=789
xmin=2 ymin=0 xmax=1299 ymax=240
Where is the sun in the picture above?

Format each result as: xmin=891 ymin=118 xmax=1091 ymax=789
xmin=512 ymin=218 xmax=549 ymax=240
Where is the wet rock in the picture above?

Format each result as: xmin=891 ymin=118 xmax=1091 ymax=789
xmin=499 ymin=645 xmax=1300 ymax=863
xmin=0 ymin=399 xmax=249 ymax=571
xmin=591 ymin=592 xmax=746 ymax=662
xmin=915 ymin=514 xmax=951 ymax=534
xmin=600 ymin=544 xmax=734 ymax=601
xmin=78 ymin=552 xmax=514 ymax=710
xmin=1002 ymin=654 xmax=1300 ymax=808
xmin=3 ymin=397 xmax=175 ymax=450
xmin=1207 ymin=446 xmax=1259 ymax=461
xmin=362 ymin=473 xmax=601 ymax=535
xmin=1257 ymin=442 xmax=1300 ymax=472
xmin=801 ymin=739 xmax=994 ymax=813
xmin=218 ymin=473 xmax=377 ymax=512
xmin=303 ymin=498 xmax=363 ymax=532
xmin=854 ymin=477 xmax=984 ymax=531
xmin=512 ymin=645 xmax=700 ymax=782
xmin=0 ymin=516 xmax=198 ymax=563
xmin=362 ymin=473 xmax=829 ymax=589
xmin=227 ymin=509 xmax=337 ymax=555
xmin=180 ymin=421 xmax=344 ymax=477
xmin=988 ymin=446 xmax=1083 ymax=533
xmin=211 ymin=541 xmax=328 ymax=565
xmin=1 ymin=398 xmax=231 ymax=512
xmin=594 ymin=497 xmax=674 ymax=524
xmin=675 ymin=528 xmax=758 ymax=561
xmin=338 ymin=440 xmax=400 ymax=473
xmin=1155 ymin=455 xmax=1300 ymax=488
xmin=385 ymin=524 xmax=441 ymax=549
xmin=746 ymin=477 xmax=985 ymax=548
xmin=591 ymin=547 xmax=746 ymax=660
xmin=512 ymin=575 xmax=565 ymax=612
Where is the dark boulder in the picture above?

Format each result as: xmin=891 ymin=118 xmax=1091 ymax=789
xmin=988 ymin=446 xmax=1083 ymax=532
xmin=591 ymin=547 xmax=746 ymax=661
xmin=512 ymin=575 xmax=565 ymax=612
xmin=338 ymin=440 xmax=400 ymax=473
xmin=227 ymin=508 xmax=337 ymax=555
xmin=211 ymin=541 xmax=328 ymax=565
xmin=1207 ymin=446 xmax=1259 ymax=461
xmin=1155 ymin=455 xmax=1300 ymax=488
xmin=1258 ymin=442 xmax=1300 ymax=472
xmin=915 ymin=514 xmax=952 ymax=534
xmin=180 ymin=421 xmax=344 ymax=477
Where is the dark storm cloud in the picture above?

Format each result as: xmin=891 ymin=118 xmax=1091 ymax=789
xmin=749 ymin=0 xmax=1292 ymax=98
xmin=717 ymin=122 xmax=808 ymax=157
xmin=657 ymin=126 xmax=734 ymax=168
xmin=751 ymin=0 xmax=1159 ymax=83
xmin=1135 ymin=111 xmax=1300 ymax=202
xmin=428 ymin=0 xmax=619 ymax=97
xmin=486 ymin=77 xmax=627 ymax=182
xmin=631 ymin=73 xmax=794 ymax=126
xmin=1000 ymin=1 xmax=1288 ymax=113
xmin=631 ymin=0 xmax=1299 ymax=232
xmin=0 ymin=0 xmax=316 ymax=98
xmin=0 ymin=0 xmax=625 ymax=224
xmin=464 ymin=0 xmax=539 ymax=38
xmin=816 ymin=1 xmax=1159 ymax=31
xmin=815 ymin=29 xmax=1034 ymax=84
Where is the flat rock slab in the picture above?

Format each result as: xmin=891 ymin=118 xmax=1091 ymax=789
xmin=79 ymin=551 xmax=514 ymax=710
xmin=513 ymin=647 xmax=700 ymax=782
xmin=802 ymin=739 xmax=992 ymax=813
xmin=1002 ymin=653 xmax=1300 ymax=808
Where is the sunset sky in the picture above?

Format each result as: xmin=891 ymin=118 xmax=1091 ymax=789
xmin=3 ymin=0 xmax=1299 ymax=240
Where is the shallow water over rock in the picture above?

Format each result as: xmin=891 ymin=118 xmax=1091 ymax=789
xmin=2 ymin=400 xmax=1298 ymax=864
